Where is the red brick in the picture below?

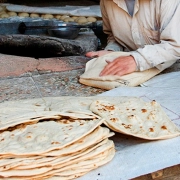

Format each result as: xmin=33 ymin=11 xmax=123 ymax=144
xmin=0 ymin=54 xmax=87 ymax=78
xmin=0 ymin=54 xmax=38 ymax=78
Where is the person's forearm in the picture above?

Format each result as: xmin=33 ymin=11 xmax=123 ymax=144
xmin=131 ymin=41 xmax=179 ymax=71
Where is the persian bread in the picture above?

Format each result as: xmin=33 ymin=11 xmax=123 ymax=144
xmin=0 ymin=138 xmax=115 ymax=179
xmin=0 ymin=109 xmax=100 ymax=132
xmin=51 ymin=148 xmax=115 ymax=177
xmin=5 ymin=145 xmax=115 ymax=179
xmin=11 ymin=139 xmax=114 ymax=172
xmin=0 ymin=118 xmax=104 ymax=155
xmin=0 ymin=166 xmax=52 ymax=178
xmin=0 ymin=126 xmax=113 ymax=159
xmin=0 ymin=156 xmax=56 ymax=171
xmin=42 ymin=126 xmax=114 ymax=156
xmin=0 ymin=96 xmax=136 ymax=130
xmin=6 ymin=138 xmax=110 ymax=171
xmin=0 ymin=124 xmax=115 ymax=179
xmin=90 ymin=99 xmax=180 ymax=140
xmin=45 ymin=139 xmax=114 ymax=170
xmin=79 ymin=52 xmax=161 ymax=90
xmin=6 ymin=148 xmax=114 ymax=180
xmin=0 ymin=128 xmax=111 ymax=170
xmin=0 ymin=111 xmax=101 ymax=131
xmin=0 ymin=97 xmax=108 ymax=131
xmin=53 ymin=143 xmax=114 ymax=173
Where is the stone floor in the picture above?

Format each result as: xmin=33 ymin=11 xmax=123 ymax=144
xmin=0 ymin=54 xmax=106 ymax=103
xmin=1 ymin=52 xmax=180 ymax=102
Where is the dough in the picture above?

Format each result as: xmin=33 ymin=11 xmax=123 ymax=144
xmin=71 ymin=16 xmax=78 ymax=20
xmin=63 ymin=17 xmax=74 ymax=22
xmin=0 ymin=6 xmax=3 ymax=12
xmin=60 ymin=15 xmax=69 ymax=21
xmin=7 ymin=11 xmax=17 ymax=17
xmin=43 ymin=14 xmax=54 ymax=19
xmin=74 ymin=16 xmax=82 ymax=22
xmin=54 ymin=14 xmax=61 ymax=19
xmin=30 ymin=13 xmax=40 ymax=18
xmin=18 ymin=12 xmax=29 ymax=17
xmin=87 ymin=17 xmax=97 ymax=22
xmin=0 ymin=5 xmax=6 ymax=12
xmin=76 ymin=17 xmax=88 ymax=24
xmin=0 ymin=10 xmax=6 ymax=15
xmin=0 ymin=13 xmax=9 ymax=18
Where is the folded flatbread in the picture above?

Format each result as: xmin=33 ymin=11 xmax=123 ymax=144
xmin=79 ymin=52 xmax=161 ymax=90
xmin=90 ymin=99 xmax=180 ymax=140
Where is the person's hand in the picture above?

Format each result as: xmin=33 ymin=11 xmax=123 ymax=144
xmin=100 ymin=56 xmax=137 ymax=76
xmin=85 ymin=50 xmax=112 ymax=58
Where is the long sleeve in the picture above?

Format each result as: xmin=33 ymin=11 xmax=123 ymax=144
xmin=131 ymin=1 xmax=180 ymax=71
xmin=100 ymin=0 xmax=124 ymax=51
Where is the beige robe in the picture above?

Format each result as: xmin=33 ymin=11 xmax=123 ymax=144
xmin=79 ymin=0 xmax=180 ymax=90
xmin=101 ymin=0 xmax=180 ymax=71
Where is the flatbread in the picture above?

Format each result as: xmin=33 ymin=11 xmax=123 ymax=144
xmin=0 ymin=139 xmax=114 ymax=178
xmin=0 ymin=110 xmax=101 ymax=131
xmin=0 ymin=156 xmax=56 ymax=171
xmin=42 ymin=127 xmax=114 ymax=156
xmin=90 ymin=99 xmax=180 ymax=140
xmin=5 ymin=146 xmax=115 ymax=179
xmin=0 ymin=97 xmax=104 ymax=131
xmin=1 ymin=96 xmax=179 ymax=141
xmin=0 ymin=97 xmax=117 ymax=179
xmin=13 ymin=139 xmax=114 ymax=171
xmin=79 ymin=52 xmax=161 ymax=90
xmin=0 ymin=166 xmax=52 ymax=177
xmin=0 ymin=119 xmax=104 ymax=155
xmin=0 ymin=96 xmax=179 ymax=179
xmin=0 ymin=127 xmax=114 ymax=159
xmin=11 ymin=139 xmax=109 ymax=170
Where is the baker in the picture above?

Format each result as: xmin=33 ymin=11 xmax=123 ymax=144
xmin=85 ymin=0 xmax=180 ymax=77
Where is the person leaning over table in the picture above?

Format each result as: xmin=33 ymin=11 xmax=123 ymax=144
xmin=86 ymin=0 xmax=180 ymax=76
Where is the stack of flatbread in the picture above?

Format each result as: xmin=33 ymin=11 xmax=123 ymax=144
xmin=0 ymin=100 xmax=115 ymax=179
xmin=0 ymin=96 xmax=180 ymax=179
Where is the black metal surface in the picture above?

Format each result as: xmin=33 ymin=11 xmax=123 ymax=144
xmin=47 ymin=28 xmax=80 ymax=39
xmin=0 ymin=17 xmax=104 ymax=40
xmin=0 ymin=18 xmax=103 ymax=57
xmin=0 ymin=18 xmax=52 ymax=36
xmin=18 ymin=21 xmax=98 ymax=35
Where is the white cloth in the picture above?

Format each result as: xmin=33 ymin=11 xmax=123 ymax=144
xmin=6 ymin=4 xmax=101 ymax=17
xmin=79 ymin=52 xmax=161 ymax=90
xmin=101 ymin=0 xmax=180 ymax=71
xmin=79 ymin=83 xmax=180 ymax=180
